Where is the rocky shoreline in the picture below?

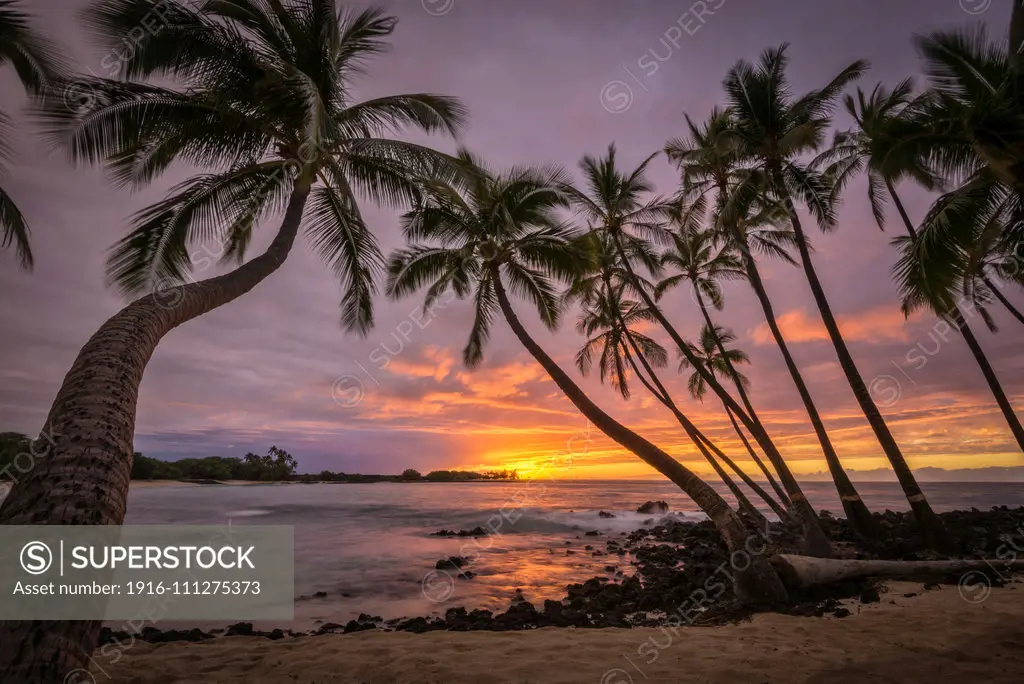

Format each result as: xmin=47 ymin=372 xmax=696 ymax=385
xmin=97 ymin=505 xmax=1024 ymax=648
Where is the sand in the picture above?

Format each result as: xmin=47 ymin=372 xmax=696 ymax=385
xmin=88 ymin=581 xmax=1023 ymax=683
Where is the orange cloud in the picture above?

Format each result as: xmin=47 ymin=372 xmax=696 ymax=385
xmin=751 ymin=307 xmax=915 ymax=346
xmin=382 ymin=346 xmax=455 ymax=381
xmin=455 ymin=360 xmax=546 ymax=398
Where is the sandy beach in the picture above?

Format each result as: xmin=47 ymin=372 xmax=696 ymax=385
xmin=90 ymin=581 xmax=1023 ymax=683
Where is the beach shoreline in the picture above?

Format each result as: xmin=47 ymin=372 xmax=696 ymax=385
xmin=91 ymin=580 xmax=1024 ymax=683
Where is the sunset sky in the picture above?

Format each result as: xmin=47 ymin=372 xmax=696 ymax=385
xmin=1 ymin=0 xmax=1022 ymax=481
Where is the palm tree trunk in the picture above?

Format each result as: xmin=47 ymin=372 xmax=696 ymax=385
xmin=724 ymin=404 xmax=792 ymax=508
xmin=618 ymin=336 xmax=784 ymax=525
xmin=981 ymin=275 xmax=1024 ymax=326
xmin=953 ymin=309 xmax=1024 ymax=450
xmin=610 ymin=234 xmax=833 ymax=557
xmin=1012 ymin=0 xmax=1024 ymax=57
xmin=691 ymin=292 xmax=798 ymax=511
xmin=733 ymin=240 xmax=878 ymax=538
xmin=492 ymin=272 xmax=789 ymax=603
xmin=888 ymin=183 xmax=1024 ymax=452
xmin=774 ymin=176 xmax=944 ymax=547
xmin=0 ymin=186 xmax=312 ymax=683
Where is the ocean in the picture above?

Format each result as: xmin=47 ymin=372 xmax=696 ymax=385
xmin=114 ymin=479 xmax=1024 ymax=629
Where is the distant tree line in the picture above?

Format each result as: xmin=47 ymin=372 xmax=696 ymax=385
xmin=2 ymin=432 xmax=518 ymax=484
xmin=294 ymin=468 xmax=520 ymax=483
xmin=131 ymin=445 xmax=298 ymax=481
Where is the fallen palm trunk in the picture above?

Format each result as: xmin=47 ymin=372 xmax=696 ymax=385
xmin=771 ymin=553 xmax=1024 ymax=588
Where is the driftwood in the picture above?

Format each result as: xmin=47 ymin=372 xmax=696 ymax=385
xmin=771 ymin=553 xmax=1024 ymax=588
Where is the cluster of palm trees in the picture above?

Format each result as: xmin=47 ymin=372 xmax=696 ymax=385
xmin=1 ymin=0 xmax=1022 ymax=680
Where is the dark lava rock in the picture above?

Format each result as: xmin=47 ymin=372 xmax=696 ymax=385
xmin=395 ymin=617 xmax=446 ymax=633
xmin=432 ymin=526 xmax=489 ymax=537
xmin=343 ymin=620 xmax=376 ymax=634
xmin=584 ymin=530 xmax=602 ymax=537
xmin=859 ymin=587 xmax=881 ymax=604
xmin=833 ymin=608 xmax=852 ymax=618
xmin=313 ymin=591 xmax=328 ymax=598
xmin=226 ymin=622 xmax=254 ymax=637
xmin=598 ymin=511 xmax=616 ymax=518
xmin=317 ymin=622 xmax=344 ymax=633
xmin=903 ymin=592 xmax=918 ymax=598
xmin=636 ymin=501 xmax=669 ymax=515
xmin=435 ymin=556 xmax=469 ymax=570
xmin=126 ymin=627 xmax=212 ymax=644
xmin=459 ymin=570 xmax=477 ymax=579
xmin=266 ymin=629 xmax=286 ymax=640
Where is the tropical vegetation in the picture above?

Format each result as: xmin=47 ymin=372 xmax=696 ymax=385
xmin=1 ymin=0 xmax=1023 ymax=680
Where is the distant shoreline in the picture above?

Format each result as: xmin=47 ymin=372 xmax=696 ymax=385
xmin=126 ymin=478 xmax=524 ymax=488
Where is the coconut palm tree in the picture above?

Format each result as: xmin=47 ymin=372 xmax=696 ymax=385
xmin=565 ymin=144 xmax=833 ymax=556
xmin=667 ymin=108 xmax=880 ymax=538
xmin=824 ymin=80 xmax=1024 ymax=452
xmin=387 ymin=151 xmax=790 ymax=601
xmin=723 ymin=44 xmax=945 ymax=545
xmin=679 ymin=323 xmax=791 ymax=510
xmin=0 ymin=0 xmax=64 ymax=268
xmin=892 ymin=25 xmax=1024 ymax=319
xmin=656 ymin=222 xmax=792 ymax=509
xmin=0 ymin=2 xmax=466 ymax=680
xmin=576 ymin=281 xmax=787 ymax=523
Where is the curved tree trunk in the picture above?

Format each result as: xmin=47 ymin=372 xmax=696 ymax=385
xmin=724 ymin=405 xmax=792 ymax=508
xmin=610 ymin=234 xmax=832 ymax=557
xmin=1012 ymin=0 xmax=1024 ymax=57
xmin=492 ymin=273 xmax=789 ymax=603
xmin=692 ymin=428 xmax=786 ymax=524
xmin=952 ymin=310 xmax=1024 ymax=450
xmin=691 ymin=293 xmax=793 ymax=510
xmin=0 ymin=186 xmax=311 ymax=684
xmin=889 ymin=183 xmax=1024 ymax=452
xmin=981 ymin=275 xmax=1024 ymax=326
xmin=618 ymin=337 xmax=778 ymax=526
xmin=774 ymin=176 xmax=944 ymax=547
xmin=734 ymin=241 xmax=878 ymax=538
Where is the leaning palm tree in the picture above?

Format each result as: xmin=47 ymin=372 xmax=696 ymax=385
xmin=576 ymin=282 xmax=786 ymax=523
xmin=667 ymin=109 xmax=878 ymax=539
xmin=564 ymin=143 xmax=832 ymax=556
xmin=387 ymin=151 xmax=790 ymax=602
xmin=723 ymin=44 xmax=945 ymax=545
xmin=892 ymin=25 xmax=1024 ymax=321
xmin=0 ymin=0 xmax=64 ymax=268
xmin=0 ymin=2 xmax=465 ymax=680
xmin=656 ymin=222 xmax=793 ymax=510
xmin=824 ymin=79 xmax=1024 ymax=452
xmin=678 ymin=324 xmax=791 ymax=515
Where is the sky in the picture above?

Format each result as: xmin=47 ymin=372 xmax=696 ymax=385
xmin=1 ymin=0 xmax=1022 ymax=482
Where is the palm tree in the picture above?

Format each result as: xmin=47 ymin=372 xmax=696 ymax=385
xmin=0 ymin=0 xmax=64 ymax=268
xmin=576 ymin=282 xmax=787 ymax=523
xmin=892 ymin=25 xmax=1024 ymax=321
xmin=387 ymin=151 xmax=789 ymax=602
xmin=656 ymin=221 xmax=793 ymax=510
xmin=723 ymin=44 xmax=945 ymax=545
xmin=0 ymin=2 xmax=465 ymax=680
xmin=668 ymin=109 xmax=879 ymax=538
xmin=564 ymin=144 xmax=833 ymax=556
xmin=825 ymin=80 xmax=1024 ymax=452
xmin=679 ymin=323 xmax=794 ymax=509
